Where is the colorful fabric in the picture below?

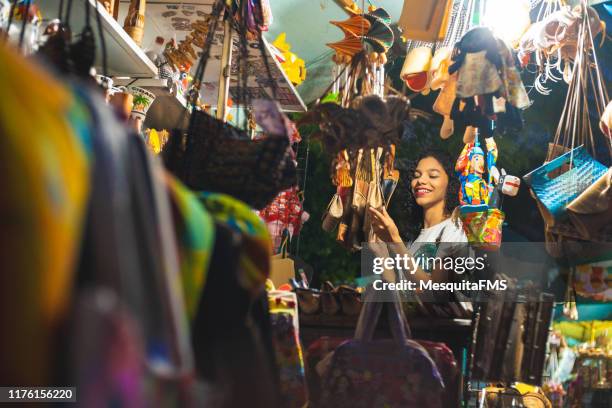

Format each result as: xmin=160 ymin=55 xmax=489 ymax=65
xmin=0 ymin=44 xmax=90 ymax=385
xmin=199 ymin=192 xmax=272 ymax=293
xmin=166 ymin=175 xmax=215 ymax=321
xmin=460 ymin=208 xmax=505 ymax=250
xmin=455 ymin=50 xmax=503 ymax=98
xmin=268 ymin=290 xmax=307 ymax=408
xmin=574 ymin=259 xmax=612 ymax=301
xmin=257 ymin=187 xmax=306 ymax=251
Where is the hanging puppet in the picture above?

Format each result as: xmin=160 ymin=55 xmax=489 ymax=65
xmin=456 ymin=133 xmax=498 ymax=212
xmin=455 ymin=131 xmax=520 ymax=250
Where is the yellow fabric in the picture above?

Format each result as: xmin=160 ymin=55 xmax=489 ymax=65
xmin=554 ymin=321 xmax=612 ymax=343
xmin=0 ymin=44 xmax=90 ymax=384
xmin=272 ymin=33 xmax=307 ymax=86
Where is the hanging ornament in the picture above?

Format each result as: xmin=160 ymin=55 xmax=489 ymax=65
xmin=330 ymin=14 xmax=370 ymax=37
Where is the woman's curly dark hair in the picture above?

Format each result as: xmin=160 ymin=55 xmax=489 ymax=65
xmin=392 ymin=148 xmax=460 ymax=241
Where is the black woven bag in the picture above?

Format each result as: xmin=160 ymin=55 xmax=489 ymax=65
xmin=178 ymin=0 xmax=296 ymax=209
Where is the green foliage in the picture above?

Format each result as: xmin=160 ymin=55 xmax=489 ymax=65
xmin=296 ymin=138 xmax=362 ymax=285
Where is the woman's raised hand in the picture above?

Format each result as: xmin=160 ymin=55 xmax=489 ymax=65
xmin=368 ymin=206 xmax=402 ymax=243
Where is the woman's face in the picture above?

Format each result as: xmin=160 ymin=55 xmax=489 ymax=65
xmin=411 ymin=156 xmax=449 ymax=209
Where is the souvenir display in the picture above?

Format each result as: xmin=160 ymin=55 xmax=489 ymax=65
xmin=123 ymin=0 xmax=146 ymax=46
xmin=2 ymin=1 xmax=611 ymax=407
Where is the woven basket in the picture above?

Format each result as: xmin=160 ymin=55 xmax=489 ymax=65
xmin=524 ymin=146 xmax=608 ymax=221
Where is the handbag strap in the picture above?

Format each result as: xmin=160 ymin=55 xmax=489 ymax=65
xmin=190 ymin=0 xmax=279 ymax=105
xmin=354 ymin=286 xmax=412 ymax=343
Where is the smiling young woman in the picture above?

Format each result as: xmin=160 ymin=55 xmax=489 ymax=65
xmin=368 ymin=148 xmax=468 ymax=285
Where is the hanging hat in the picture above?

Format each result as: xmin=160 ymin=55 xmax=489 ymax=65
xmin=429 ymin=46 xmax=452 ymax=90
xmin=400 ymin=46 xmax=432 ymax=92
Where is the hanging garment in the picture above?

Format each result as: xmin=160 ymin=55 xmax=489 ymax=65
xmin=192 ymin=222 xmax=280 ymax=408
xmin=454 ymin=50 xmax=502 ymax=98
xmin=69 ymin=288 xmax=147 ymax=408
xmin=497 ymin=40 xmax=530 ymax=110
xmin=257 ymin=186 xmax=307 ymax=251
xmin=74 ymin=87 xmax=195 ymax=403
xmin=166 ymin=174 xmax=215 ymax=321
xmin=199 ymin=191 xmax=273 ymax=294
xmin=0 ymin=44 xmax=90 ymax=386
xmin=449 ymin=27 xmax=503 ymax=98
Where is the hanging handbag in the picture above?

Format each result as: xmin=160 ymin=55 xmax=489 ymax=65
xmin=179 ymin=0 xmax=297 ymax=210
xmin=321 ymin=194 xmax=344 ymax=232
xmin=566 ymin=167 xmax=612 ymax=240
xmin=269 ymin=236 xmax=296 ymax=288
xmin=523 ymin=145 xmax=608 ymax=222
xmin=363 ymin=147 xmax=385 ymax=243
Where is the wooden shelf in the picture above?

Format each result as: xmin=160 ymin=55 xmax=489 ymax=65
xmin=300 ymin=313 xmax=472 ymax=330
xmin=117 ymin=1 xmax=306 ymax=112
xmin=114 ymin=77 xmax=190 ymax=130
xmin=39 ymin=0 xmax=158 ymax=78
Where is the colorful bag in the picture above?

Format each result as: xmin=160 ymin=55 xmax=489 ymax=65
xmin=319 ymin=296 xmax=444 ymax=408
xmin=523 ymin=146 xmax=608 ymax=221
xmin=573 ymin=258 xmax=612 ymax=302
xmin=460 ymin=208 xmax=505 ymax=250
xmin=307 ymin=337 xmax=458 ymax=407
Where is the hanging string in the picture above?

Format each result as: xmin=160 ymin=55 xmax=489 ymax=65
xmin=295 ymin=138 xmax=310 ymax=258
xmin=3 ymin=0 xmax=17 ymax=45
xmin=18 ymin=0 xmax=30 ymax=49
xmin=93 ymin=0 xmax=108 ymax=77
xmin=65 ymin=0 xmax=74 ymax=30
